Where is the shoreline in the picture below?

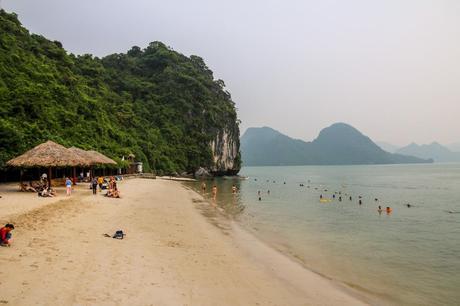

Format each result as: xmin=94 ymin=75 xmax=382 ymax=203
xmin=0 ymin=178 xmax=367 ymax=305
xmin=184 ymin=183 xmax=372 ymax=305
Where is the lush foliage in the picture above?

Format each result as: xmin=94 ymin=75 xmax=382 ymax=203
xmin=0 ymin=10 xmax=240 ymax=174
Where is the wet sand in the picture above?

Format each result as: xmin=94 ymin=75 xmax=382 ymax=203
xmin=0 ymin=178 xmax=366 ymax=305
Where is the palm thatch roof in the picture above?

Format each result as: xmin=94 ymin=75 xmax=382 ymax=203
xmin=68 ymin=147 xmax=98 ymax=165
xmin=87 ymin=150 xmax=117 ymax=165
xmin=6 ymin=140 xmax=88 ymax=167
xmin=69 ymin=147 xmax=117 ymax=165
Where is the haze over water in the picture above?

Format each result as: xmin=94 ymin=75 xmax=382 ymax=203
xmin=190 ymin=164 xmax=460 ymax=305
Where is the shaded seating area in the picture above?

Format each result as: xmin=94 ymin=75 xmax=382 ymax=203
xmin=6 ymin=141 xmax=117 ymax=195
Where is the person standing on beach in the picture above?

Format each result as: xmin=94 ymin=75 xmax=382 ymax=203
xmin=232 ymin=185 xmax=237 ymax=194
xmin=97 ymin=176 xmax=104 ymax=192
xmin=212 ymin=185 xmax=217 ymax=200
xmin=0 ymin=224 xmax=14 ymax=247
xmin=91 ymin=177 xmax=98 ymax=195
xmin=65 ymin=177 xmax=72 ymax=196
xmin=201 ymin=182 xmax=206 ymax=193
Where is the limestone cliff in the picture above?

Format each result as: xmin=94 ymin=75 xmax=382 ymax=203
xmin=209 ymin=126 xmax=241 ymax=176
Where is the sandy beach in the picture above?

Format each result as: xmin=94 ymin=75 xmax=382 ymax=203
xmin=0 ymin=178 xmax=367 ymax=305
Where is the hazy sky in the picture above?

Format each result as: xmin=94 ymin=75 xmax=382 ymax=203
xmin=3 ymin=0 xmax=460 ymax=145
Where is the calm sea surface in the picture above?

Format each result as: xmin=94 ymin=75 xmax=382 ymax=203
xmin=188 ymin=164 xmax=460 ymax=305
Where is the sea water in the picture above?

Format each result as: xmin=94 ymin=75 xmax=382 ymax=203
xmin=188 ymin=164 xmax=460 ymax=305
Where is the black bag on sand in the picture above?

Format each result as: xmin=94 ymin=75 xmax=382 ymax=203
xmin=112 ymin=230 xmax=125 ymax=239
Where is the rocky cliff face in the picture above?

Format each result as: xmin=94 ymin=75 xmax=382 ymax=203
xmin=209 ymin=126 xmax=241 ymax=176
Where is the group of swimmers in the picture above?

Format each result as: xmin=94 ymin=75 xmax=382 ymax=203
xmin=201 ymin=182 xmax=239 ymax=201
xmin=318 ymin=189 xmax=399 ymax=214
xmin=254 ymin=178 xmax=401 ymax=213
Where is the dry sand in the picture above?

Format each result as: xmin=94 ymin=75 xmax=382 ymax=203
xmin=0 ymin=178 xmax=367 ymax=305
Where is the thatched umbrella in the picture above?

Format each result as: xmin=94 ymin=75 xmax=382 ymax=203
xmin=7 ymin=140 xmax=88 ymax=187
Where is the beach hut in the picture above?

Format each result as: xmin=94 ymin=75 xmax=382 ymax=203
xmin=6 ymin=140 xmax=89 ymax=187
xmin=86 ymin=150 xmax=117 ymax=165
xmin=70 ymin=148 xmax=116 ymax=178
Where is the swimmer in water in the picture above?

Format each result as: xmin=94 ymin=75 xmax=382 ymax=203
xmin=375 ymin=198 xmax=379 ymax=202
xmin=320 ymin=194 xmax=323 ymax=199
xmin=258 ymin=190 xmax=261 ymax=196
xmin=284 ymin=182 xmax=286 ymax=185
xmin=267 ymin=190 xmax=270 ymax=195
xmin=378 ymin=205 xmax=383 ymax=213
xmin=349 ymin=196 xmax=352 ymax=201
xmin=333 ymin=194 xmax=336 ymax=199
xmin=338 ymin=196 xmax=342 ymax=202
xmin=406 ymin=204 xmax=411 ymax=208
xmin=359 ymin=199 xmax=362 ymax=205
xmin=258 ymin=197 xmax=261 ymax=201
xmin=386 ymin=207 xmax=392 ymax=214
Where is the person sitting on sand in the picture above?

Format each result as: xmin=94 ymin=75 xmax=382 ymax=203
xmin=0 ymin=224 xmax=14 ymax=247
xmin=39 ymin=187 xmax=56 ymax=197
xmin=106 ymin=186 xmax=121 ymax=198
xmin=20 ymin=183 xmax=36 ymax=192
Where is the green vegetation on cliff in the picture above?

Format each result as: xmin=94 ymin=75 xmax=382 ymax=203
xmin=0 ymin=10 xmax=240 ymax=174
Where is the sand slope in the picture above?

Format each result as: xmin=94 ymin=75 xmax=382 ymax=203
xmin=0 ymin=178 xmax=366 ymax=305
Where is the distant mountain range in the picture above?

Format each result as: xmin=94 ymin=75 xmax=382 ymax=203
xmin=375 ymin=141 xmax=400 ymax=153
xmin=396 ymin=142 xmax=460 ymax=162
xmin=241 ymin=123 xmax=432 ymax=166
xmin=447 ymin=142 xmax=460 ymax=152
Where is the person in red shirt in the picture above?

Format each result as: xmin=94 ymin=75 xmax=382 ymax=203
xmin=0 ymin=224 xmax=14 ymax=247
